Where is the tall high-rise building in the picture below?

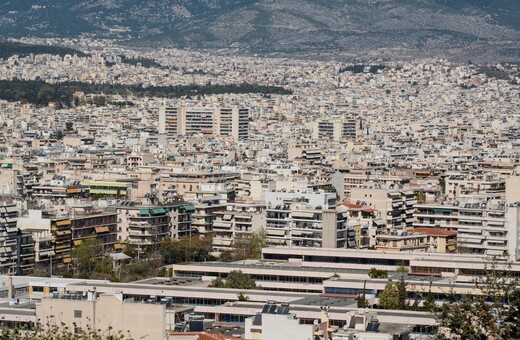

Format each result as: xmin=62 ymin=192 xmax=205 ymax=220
xmin=313 ymin=115 xmax=362 ymax=141
xmin=159 ymin=105 xmax=249 ymax=140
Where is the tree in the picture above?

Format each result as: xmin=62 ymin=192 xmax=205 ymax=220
xmin=237 ymin=292 xmax=249 ymax=301
xmin=437 ymin=256 xmax=520 ymax=339
xmin=438 ymin=177 xmax=446 ymax=195
xmin=396 ymin=275 xmax=407 ymax=310
xmin=422 ymin=281 xmax=437 ymax=313
xmin=415 ymin=191 xmax=426 ymax=204
xmin=368 ymin=268 xmax=388 ymax=279
xmin=210 ymin=270 xmax=257 ymax=290
xmin=93 ymin=95 xmax=107 ymax=106
xmin=250 ymin=228 xmax=267 ymax=259
xmin=224 ymin=270 xmax=257 ymax=289
xmin=379 ymin=283 xmax=399 ymax=310
xmin=72 ymin=237 xmax=103 ymax=275
xmin=209 ymin=277 xmax=225 ymax=288
xmin=357 ymin=294 xmax=369 ymax=308
xmin=160 ymin=236 xmax=214 ymax=265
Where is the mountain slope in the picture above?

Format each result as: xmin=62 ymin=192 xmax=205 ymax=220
xmin=1 ymin=0 xmax=519 ymax=60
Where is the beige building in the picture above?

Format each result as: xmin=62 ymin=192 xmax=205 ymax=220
xmin=376 ymin=228 xmax=457 ymax=253
xmin=37 ymin=294 xmax=170 ymax=339
xmin=159 ymin=105 xmax=249 ymax=140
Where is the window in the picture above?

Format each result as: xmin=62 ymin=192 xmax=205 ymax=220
xmin=74 ymin=310 xmax=82 ymax=318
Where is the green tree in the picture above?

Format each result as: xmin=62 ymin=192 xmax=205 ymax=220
xmin=72 ymin=237 xmax=103 ymax=275
xmin=224 ymin=270 xmax=257 ymax=289
xmin=357 ymin=294 xmax=369 ymax=308
xmin=93 ymin=95 xmax=107 ymax=106
xmin=160 ymin=236 xmax=214 ymax=265
xmin=415 ymin=191 xmax=426 ymax=204
xmin=368 ymin=268 xmax=388 ymax=279
xmin=237 ymin=292 xmax=249 ymax=301
xmin=219 ymin=250 xmax=233 ymax=262
xmin=438 ymin=177 xmax=446 ymax=195
xmin=437 ymin=256 xmax=520 ymax=339
xmin=210 ymin=270 xmax=257 ymax=290
xmin=423 ymin=288 xmax=436 ymax=313
xmin=396 ymin=275 xmax=407 ymax=310
xmin=233 ymin=229 xmax=267 ymax=260
xmin=379 ymin=283 xmax=399 ymax=310
xmin=251 ymin=228 xmax=267 ymax=259
xmin=209 ymin=277 xmax=225 ymax=288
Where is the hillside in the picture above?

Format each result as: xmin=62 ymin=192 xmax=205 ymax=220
xmin=1 ymin=0 xmax=519 ymax=61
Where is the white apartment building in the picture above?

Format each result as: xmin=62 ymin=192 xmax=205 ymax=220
xmin=158 ymin=105 xmax=249 ymax=140
xmin=414 ymin=195 xmax=520 ymax=259
xmin=264 ymin=190 xmax=351 ymax=248
xmin=444 ymin=171 xmax=505 ymax=200
xmin=332 ymin=169 xmax=411 ymax=199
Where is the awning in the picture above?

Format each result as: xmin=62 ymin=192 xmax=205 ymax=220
xmin=139 ymin=209 xmax=151 ymax=216
xmin=114 ymin=243 xmax=123 ymax=250
xmin=434 ymin=208 xmax=452 ymax=213
xmin=213 ymin=221 xmax=232 ymax=228
xmin=373 ymin=219 xmax=385 ymax=226
xmin=179 ymin=205 xmax=196 ymax=213
xmin=447 ymin=245 xmax=456 ymax=251
xmin=223 ymin=214 xmax=233 ymax=221
xmin=73 ymin=240 xmax=82 ymax=246
xmin=66 ymin=188 xmax=83 ymax=194
xmin=109 ymin=252 xmax=131 ymax=260
xmin=95 ymin=226 xmax=110 ymax=233
xmin=54 ymin=219 xmax=70 ymax=226
xmin=267 ymin=229 xmax=285 ymax=236
xmin=63 ymin=258 xmax=72 ymax=264
xmin=292 ymin=211 xmax=315 ymax=219
xmin=151 ymin=208 xmax=168 ymax=215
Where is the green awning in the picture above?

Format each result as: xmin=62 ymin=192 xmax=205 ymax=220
xmin=179 ymin=205 xmax=195 ymax=213
xmin=139 ymin=209 xmax=151 ymax=216
xmin=151 ymin=208 xmax=168 ymax=215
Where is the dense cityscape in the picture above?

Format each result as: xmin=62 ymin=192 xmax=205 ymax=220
xmin=0 ymin=34 xmax=519 ymax=340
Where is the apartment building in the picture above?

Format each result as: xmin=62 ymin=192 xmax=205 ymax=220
xmin=0 ymin=201 xmax=20 ymax=274
xmin=313 ymin=115 xmax=362 ymax=141
xmin=375 ymin=228 xmax=457 ymax=253
xmin=85 ymin=181 xmax=131 ymax=199
xmin=159 ymin=105 xmax=249 ymax=140
xmin=444 ymin=171 xmax=506 ymax=200
xmin=116 ymin=205 xmax=172 ymax=253
xmin=264 ymin=190 xmax=351 ymax=248
xmin=69 ymin=205 xmax=119 ymax=252
xmin=413 ymin=196 xmax=520 ymax=259
xmin=212 ymin=203 xmax=266 ymax=252
xmin=349 ymin=186 xmax=416 ymax=230
xmin=332 ymin=169 xmax=412 ymax=199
